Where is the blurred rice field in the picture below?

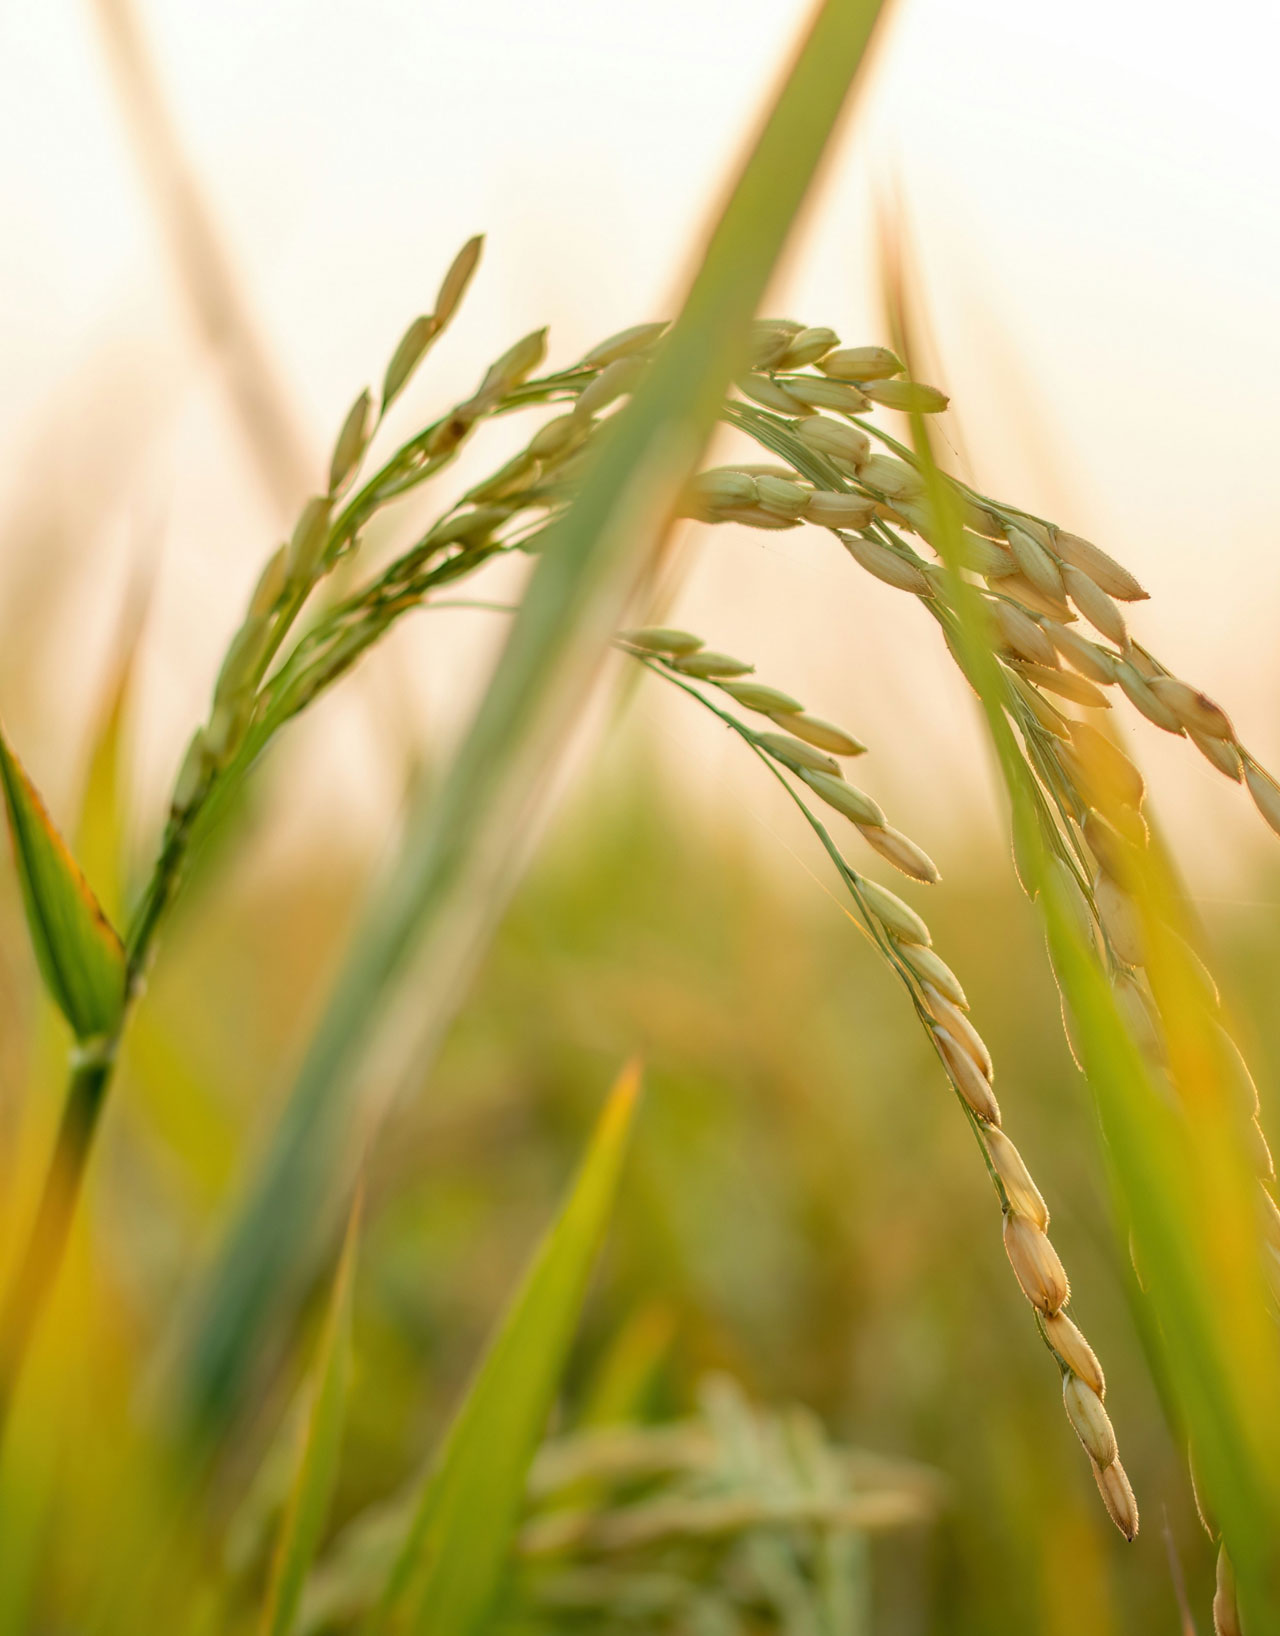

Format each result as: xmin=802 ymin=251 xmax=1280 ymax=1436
xmin=4 ymin=686 xmax=1277 ymax=1626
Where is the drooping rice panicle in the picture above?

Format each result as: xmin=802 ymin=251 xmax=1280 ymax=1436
xmin=618 ymin=628 xmax=1135 ymax=1536
xmin=708 ymin=323 xmax=1280 ymax=1585
xmin=124 ymin=291 xmax=1280 ymax=1080
xmin=713 ymin=325 xmax=1280 ymax=841
xmin=127 ymin=251 xmax=673 ymax=987
xmin=716 ymin=324 xmax=1280 ymax=1169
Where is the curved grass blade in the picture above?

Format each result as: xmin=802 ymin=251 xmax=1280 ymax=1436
xmin=0 ymin=724 xmax=125 ymax=1041
xmin=370 ymin=1061 xmax=640 ymax=1636
xmin=258 ymin=1189 xmax=362 ymax=1636
xmin=173 ymin=0 xmax=888 ymax=1440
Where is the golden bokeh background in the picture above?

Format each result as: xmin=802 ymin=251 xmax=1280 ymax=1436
xmin=2 ymin=3 xmax=1279 ymax=1630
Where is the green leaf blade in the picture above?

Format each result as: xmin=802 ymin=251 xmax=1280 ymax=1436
xmin=374 ymin=1061 xmax=640 ymax=1636
xmin=0 ymin=724 xmax=126 ymax=1041
xmin=175 ymin=0 xmax=887 ymax=1442
xmin=259 ymin=1192 xmax=361 ymax=1636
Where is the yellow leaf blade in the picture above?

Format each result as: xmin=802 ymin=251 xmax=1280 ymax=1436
xmin=375 ymin=1062 xmax=640 ymax=1636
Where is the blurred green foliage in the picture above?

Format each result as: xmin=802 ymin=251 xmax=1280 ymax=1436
xmin=6 ymin=720 xmax=1273 ymax=1629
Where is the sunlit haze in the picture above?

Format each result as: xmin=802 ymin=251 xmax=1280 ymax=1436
xmin=3 ymin=0 xmax=1278 ymax=895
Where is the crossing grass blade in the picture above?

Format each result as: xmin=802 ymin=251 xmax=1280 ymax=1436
xmin=369 ymin=1062 xmax=640 ymax=1636
xmin=258 ymin=1188 xmax=362 ymax=1636
xmin=0 ymin=723 xmax=126 ymax=1042
xmin=172 ymin=0 xmax=889 ymax=1440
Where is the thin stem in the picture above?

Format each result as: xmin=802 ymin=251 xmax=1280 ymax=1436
xmin=124 ymin=807 xmax=199 ymax=975
xmin=0 ymin=552 xmax=524 ymax=1436
xmin=0 ymin=1047 xmax=115 ymax=1431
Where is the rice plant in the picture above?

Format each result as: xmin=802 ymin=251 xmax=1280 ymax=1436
xmin=2 ymin=0 xmax=1278 ymax=1631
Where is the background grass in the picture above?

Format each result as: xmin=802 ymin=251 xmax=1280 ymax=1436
xmin=5 ymin=722 xmax=1274 ymax=1628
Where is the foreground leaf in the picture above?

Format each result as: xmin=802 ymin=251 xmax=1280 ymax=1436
xmin=176 ymin=0 xmax=887 ymax=1440
xmin=259 ymin=1191 xmax=361 ymax=1636
xmin=0 ymin=723 xmax=125 ymax=1040
xmin=372 ymin=1062 xmax=640 ymax=1636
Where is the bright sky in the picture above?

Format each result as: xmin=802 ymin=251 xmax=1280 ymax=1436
xmin=2 ymin=0 xmax=1279 ymax=895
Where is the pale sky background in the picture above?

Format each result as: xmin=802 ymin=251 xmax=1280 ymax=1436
xmin=2 ymin=0 xmax=1279 ymax=905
